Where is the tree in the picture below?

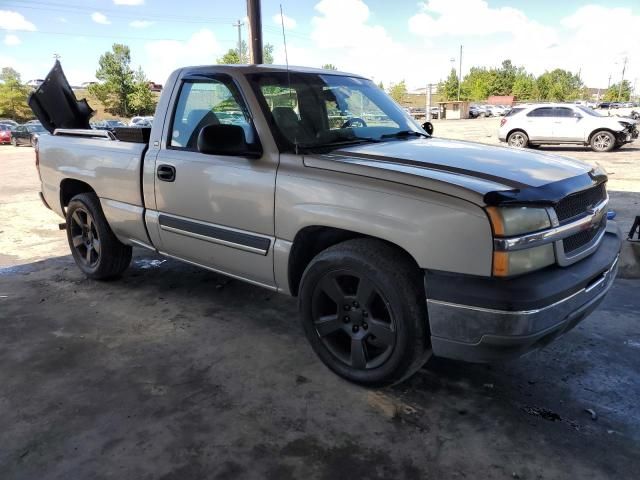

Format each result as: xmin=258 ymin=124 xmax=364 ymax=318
xmin=512 ymin=72 xmax=536 ymax=101
xmin=439 ymin=69 xmax=459 ymax=100
xmin=534 ymin=69 xmax=582 ymax=101
xmin=127 ymin=68 xmax=156 ymax=115
xmin=387 ymin=80 xmax=407 ymax=104
xmin=89 ymin=44 xmax=135 ymax=116
xmin=377 ymin=81 xmax=384 ymax=90
xmin=0 ymin=67 xmax=32 ymax=121
xmin=322 ymin=63 xmax=338 ymax=70
xmin=603 ymin=80 xmax=631 ymax=102
xmin=217 ymin=41 xmax=275 ymax=64
xmin=460 ymin=67 xmax=493 ymax=101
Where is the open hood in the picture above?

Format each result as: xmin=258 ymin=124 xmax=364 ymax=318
xmin=28 ymin=60 xmax=94 ymax=133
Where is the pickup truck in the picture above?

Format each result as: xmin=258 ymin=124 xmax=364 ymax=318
xmin=31 ymin=61 xmax=621 ymax=386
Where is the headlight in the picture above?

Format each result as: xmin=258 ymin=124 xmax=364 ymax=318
xmin=486 ymin=206 xmax=551 ymax=236
xmin=486 ymin=206 xmax=555 ymax=276
xmin=493 ymin=244 xmax=555 ymax=277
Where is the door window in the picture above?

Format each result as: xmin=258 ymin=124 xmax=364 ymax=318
xmin=527 ymin=107 xmax=554 ymax=117
xmin=170 ymin=78 xmax=255 ymax=150
xmin=553 ymin=107 xmax=575 ymax=118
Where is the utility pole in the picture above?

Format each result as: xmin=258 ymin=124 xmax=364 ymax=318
xmin=607 ymin=73 xmax=612 ymax=89
xmin=618 ymin=56 xmax=628 ymax=101
xmin=232 ymin=19 xmax=244 ymax=63
xmin=247 ymin=0 xmax=263 ymax=64
xmin=426 ymin=84 xmax=433 ymax=121
xmin=53 ymin=53 xmax=61 ymax=61
xmin=457 ymin=45 xmax=462 ymax=101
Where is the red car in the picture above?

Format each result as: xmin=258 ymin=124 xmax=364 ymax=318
xmin=0 ymin=124 xmax=12 ymax=144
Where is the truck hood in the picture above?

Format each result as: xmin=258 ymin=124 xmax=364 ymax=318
xmin=312 ymin=137 xmax=606 ymax=205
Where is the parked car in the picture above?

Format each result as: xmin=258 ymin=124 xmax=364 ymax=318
xmin=93 ymin=119 xmax=126 ymax=132
xmin=598 ymin=102 xmax=611 ymax=109
xmin=11 ymin=123 xmax=47 ymax=147
xmin=129 ymin=116 xmax=154 ymax=127
xmin=499 ymin=103 xmax=638 ymax=151
xmin=0 ymin=119 xmax=18 ymax=128
xmin=0 ymin=124 xmax=12 ymax=144
xmin=31 ymin=63 xmax=621 ymax=386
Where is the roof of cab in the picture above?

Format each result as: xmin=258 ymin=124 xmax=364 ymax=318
xmin=179 ymin=64 xmax=368 ymax=79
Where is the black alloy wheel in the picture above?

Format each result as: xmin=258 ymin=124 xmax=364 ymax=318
xmin=311 ymin=270 xmax=396 ymax=370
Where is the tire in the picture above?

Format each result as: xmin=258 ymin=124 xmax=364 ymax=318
xmin=507 ymin=130 xmax=529 ymax=148
xmin=65 ymin=193 xmax=132 ymax=280
xmin=299 ymin=238 xmax=431 ymax=386
xmin=528 ymin=144 xmax=541 ymax=149
xmin=590 ymin=130 xmax=616 ymax=152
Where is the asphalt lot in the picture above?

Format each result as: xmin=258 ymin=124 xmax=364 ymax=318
xmin=1 ymin=125 xmax=640 ymax=479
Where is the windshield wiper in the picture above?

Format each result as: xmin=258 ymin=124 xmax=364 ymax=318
xmin=380 ymin=130 xmax=429 ymax=140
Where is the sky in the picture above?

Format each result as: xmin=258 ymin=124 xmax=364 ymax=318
xmin=1 ymin=0 xmax=638 ymax=92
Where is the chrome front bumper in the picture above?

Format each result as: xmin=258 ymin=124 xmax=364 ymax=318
xmin=426 ymin=229 xmax=621 ymax=362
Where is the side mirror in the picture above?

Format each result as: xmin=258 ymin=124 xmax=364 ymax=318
xmin=197 ymin=124 xmax=262 ymax=158
xmin=422 ymin=121 xmax=434 ymax=135
xmin=573 ymin=112 xmax=582 ymax=119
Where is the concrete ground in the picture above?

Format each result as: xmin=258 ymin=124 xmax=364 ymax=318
xmin=1 ymin=129 xmax=640 ymax=479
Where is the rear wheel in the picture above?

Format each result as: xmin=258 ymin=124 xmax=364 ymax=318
xmin=299 ymin=238 xmax=431 ymax=386
xmin=507 ymin=131 xmax=528 ymax=148
xmin=590 ymin=130 xmax=615 ymax=152
xmin=66 ymin=193 xmax=132 ymax=280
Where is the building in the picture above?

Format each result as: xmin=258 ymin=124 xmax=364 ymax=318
xmin=436 ymin=101 xmax=470 ymax=120
xmin=487 ymin=95 xmax=515 ymax=106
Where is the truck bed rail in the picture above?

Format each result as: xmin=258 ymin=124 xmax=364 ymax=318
xmin=53 ymin=128 xmax=116 ymax=140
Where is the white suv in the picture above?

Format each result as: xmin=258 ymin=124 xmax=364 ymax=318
xmin=499 ymin=103 xmax=638 ymax=152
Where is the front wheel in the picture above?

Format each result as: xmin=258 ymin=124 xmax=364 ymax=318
xmin=507 ymin=131 xmax=529 ymax=148
xmin=590 ymin=130 xmax=616 ymax=152
xmin=299 ymin=238 xmax=431 ymax=386
xmin=65 ymin=193 xmax=132 ymax=279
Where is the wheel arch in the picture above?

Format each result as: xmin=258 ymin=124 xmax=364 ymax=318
xmin=506 ymin=128 xmax=528 ymax=140
xmin=587 ymin=128 xmax=617 ymax=144
xmin=287 ymin=226 xmax=420 ymax=297
xmin=60 ymin=178 xmax=97 ymax=212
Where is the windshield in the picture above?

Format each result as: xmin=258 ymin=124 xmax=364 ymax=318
xmin=247 ymin=72 xmax=425 ymax=151
xmin=27 ymin=125 xmax=45 ymax=133
xmin=577 ymin=106 xmax=603 ymax=117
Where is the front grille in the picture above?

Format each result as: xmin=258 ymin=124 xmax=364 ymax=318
xmin=555 ymin=183 xmax=606 ymax=223
xmin=562 ymin=217 xmax=606 ymax=254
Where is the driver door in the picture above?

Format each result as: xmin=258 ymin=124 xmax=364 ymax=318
xmin=152 ymin=75 xmax=278 ymax=288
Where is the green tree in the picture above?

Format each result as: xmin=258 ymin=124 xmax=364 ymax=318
xmin=377 ymin=81 xmax=384 ymax=90
xmin=127 ymin=68 xmax=156 ymax=115
xmin=322 ymin=63 xmax=338 ymax=70
xmin=512 ymin=72 xmax=536 ymax=101
xmin=89 ymin=44 xmax=135 ymax=116
xmin=439 ymin=69 xmax=459 ymax=100
xmin=460 ymin=67 xmax=493 ymax=101
xmin=603 ymin=80 xmax=631 ymax=101
xmin=217 ymin=41 xmax=275 ymax=64
xmin=534 ymin=69 xmax=582 ymax=101
xmin=0 ymin=67 xmax=32 ymax=121
xmin=387 ymin=80 xmax=407 ymax=104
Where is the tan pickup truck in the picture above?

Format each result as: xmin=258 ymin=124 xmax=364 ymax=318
xmin=31 ymin=62 xmax=621 ymax=385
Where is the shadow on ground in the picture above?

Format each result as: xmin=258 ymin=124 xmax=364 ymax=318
xmin=1 ymin=252 xmax=639 ymax=479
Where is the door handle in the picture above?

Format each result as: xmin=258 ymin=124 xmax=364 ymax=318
xmin=157 ymin=164 xmax=176 ymax=182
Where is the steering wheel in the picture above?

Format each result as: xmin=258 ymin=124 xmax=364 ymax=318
xmin=341 ymin=117 xmax=368 ymax=128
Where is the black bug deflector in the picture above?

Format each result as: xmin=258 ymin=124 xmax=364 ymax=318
xmin=28 ymin=60 xmax=94 ymax=133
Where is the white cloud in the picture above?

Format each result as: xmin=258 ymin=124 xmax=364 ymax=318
xmin=0 ymin=10 xmax=36 ymax=31
xmin=91 ymin=12 xmax=111 ymax=25
xmin=272 ymin=13 xmax=297 ymax=29
xmin=129 ymin=20 xmax=154 ymax=28
xmin=143 ymin=29 xmax=221 ymax=83
xmin=408 ymin=0 xmax=555 ymax=44
xmin=4 ymin=34 xmax=21 ymax=46
xmin=113 ymin=0 xmax=145 ymax=5
xmin=57 ymin=17 xmax=68 ymax=23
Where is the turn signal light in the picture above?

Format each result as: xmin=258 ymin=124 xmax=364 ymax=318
xmin=500 ymin=118 xmax=507 ymax=127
